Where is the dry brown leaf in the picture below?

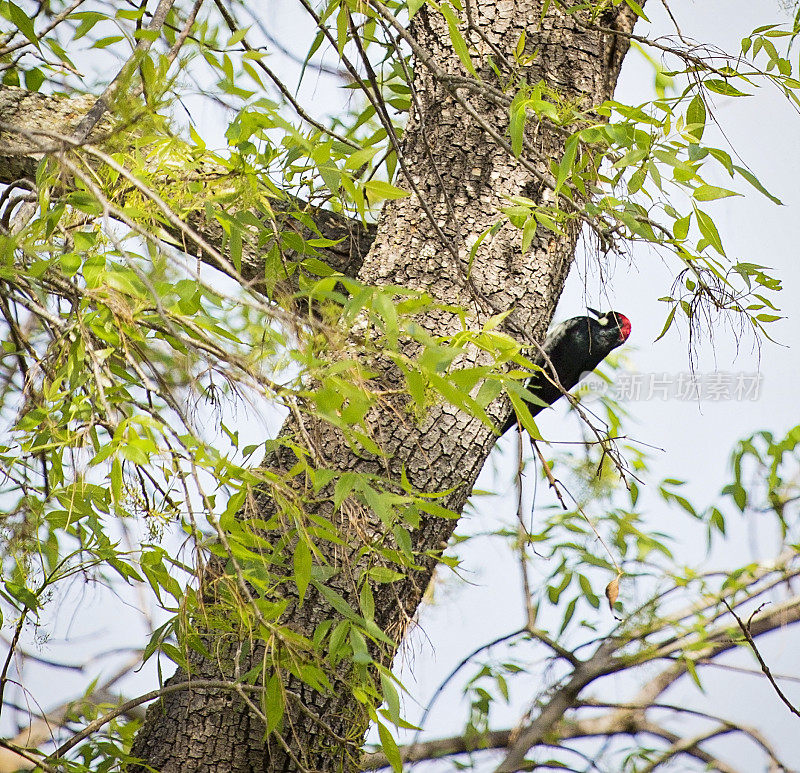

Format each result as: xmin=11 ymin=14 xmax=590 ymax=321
xmin=605 ymin=576 xmax=620 ymax=611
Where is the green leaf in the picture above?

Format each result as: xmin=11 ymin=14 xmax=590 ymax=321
xmin=558 ymin=596 xmax=577 ymax=635
xmin=8 ymin=3 xmax=40 ymax=48
xmin=427 ymin=371 xmax=493 ymax=428
xmin=654 ymin=306 xmax=677 ymax=342
xmin=521 ymin=215 xmax=538 ymax=253
xmin=686 ymin=95 xmax=706 ymax=141
xmin=673 ymin=213 xmax=691 ymax=240
xmin=694 ymin=207 xmax=725 ymax=256
xmin=24 ymin=68 xmax=45 ymax=91
xmin=555 ymin=135 xmax=579 ymax=193
xmin=328 ymin=620 xmax=350 ymax=658
xmin=359 ymin=580 xmax=375 ymax=622
xmin=344 ymin=146 xmax=379 ymax=171
xmin=440 ymin=3 xmax=478 ymax=77
xmin=313 ymin=580 xmax=361 ymax=623
xmin=704 ymin=79 xmax=750 ymax=97
xmin=377 ymin=721 xmax=403 ymax=773
xmin=335 ymin=5 xmax=348 ymax=57
xmin=685 ymin=657 xmax=704 ymax=691
xmin=732 ymin=165 xmax=783 ymax=205
xmin=264 ymin=673 xmax=285 ymax=732
xmin=334 ymin=473 xmax=359 ymax=510
xmin=364 ymin=180 xmax=411 ymax=204
xmin=293 ymin=539 xmax=312 ymax=603
xmin=515 ymin=29 xmax=527 ymax=59
xmin=692 ymin=185 xmax=740 ymax=201
xmin=349 ymin=627 xmax=371 ymax=663
xmin=5 ymin=582 xmax=39 ymax=612
xmin=627 ymin=167 xmax=646 ymax=195
xmin=509 ymin=88 xmax=527 ymax=157
xmin=416 ymin=500 xmax=459 ymax=520
xmin=506 ymin=384 xmax=543 ymax=440
xmin=369 ymin=567 xmax=405 ymax=583
xmin=467 ymin=221 xmax=501 ymax=275
xmin=623 ymin=0 xmax=650 ymax=21
xmin=110 ymin=457 xmax=123 ymax=503
xmin=380 ymin=672 xmax=402 ymax=726
xmin=729 ymin=483 xmax=747 ymax=511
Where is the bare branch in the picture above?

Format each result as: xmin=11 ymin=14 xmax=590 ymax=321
xmin=71 ymin=0 xmax=177 ymax=142
xmin=362 ymin=729 xmax=511 ymax=770
xmin=723 ymin=599 xmax=800 ymax=721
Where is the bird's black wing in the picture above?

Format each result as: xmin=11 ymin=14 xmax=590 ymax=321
xmin=501 ymin=317 xmax=590 ymax=434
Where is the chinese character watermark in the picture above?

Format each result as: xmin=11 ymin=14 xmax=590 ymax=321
xmin=578 ymin=372 xmax=763 ymax=403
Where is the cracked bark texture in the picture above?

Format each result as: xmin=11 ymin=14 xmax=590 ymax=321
xmin=127 ymin=4 xmax=641 ymax=771
xmin=0 ymin=2 xmax=641 ymax=771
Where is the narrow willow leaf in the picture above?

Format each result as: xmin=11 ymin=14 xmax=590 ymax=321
xmin=380 ymin=672 xmax=402 ymax=726
xmin=732 ymin=164 xmax=783 ymax=204
xmin=377 ymin=721 xmax=403 ymax=773
xmin=693 ymin=185 xmax=740 ymax=201
xmin=8 ymin=2 xmax=40 ymax=48
xmin=623 ymin=0 xmax=650 ymax=21
xmin=686 ymin=95 xmax=706 ymax=141
xmin=704 ymin=79 xmax=750 ymax=97
xmin=521 ymin=214 xmax=538 ymax=252
xmin=440 ymin=3 xmax=478 ymax=77
xmin=264 ymin=673 xmax=285 ymax=732
xmin=506 ymin=386 xmax=543 ymax=440
xmin=293 ymin=539 xmax=312 ymax=603
xmin=364 ymin=180 xmax=411 ymax=204
xmin=654 ymin=306 xmax=677 ymax=342
xmin=408 ymin=0 xmax=426 ymax=17
xmin=555 ymin=135 xmax=579 ymax=193
xmin=694 ymin=207 xmax=726 ymax=256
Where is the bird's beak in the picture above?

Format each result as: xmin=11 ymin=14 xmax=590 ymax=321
xmin=587 ymin=307 xmax=600 ymax=318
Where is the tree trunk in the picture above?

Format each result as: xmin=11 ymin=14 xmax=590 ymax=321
xmin=0 ymin=2 xmax=641 ymax=771
xmin=129 ymin=3 xmax=642 ymax=771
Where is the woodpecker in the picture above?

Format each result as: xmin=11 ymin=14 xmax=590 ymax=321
xmin=503 ymin=309 xmax=631 ymax=433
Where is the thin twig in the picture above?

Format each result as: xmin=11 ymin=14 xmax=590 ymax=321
xmin=211 ymin=0 xmax=358 ymax=148
xmin=0 ymin=0 xmax=87 ymax=58
xmin=0 ymin=610 xmax=28 ymax=720
xmin=529 ymin=438 xmax=622 ymax=575
xmin=166 ymin=0 xmax=205 ymax=64
xmin=72 ymin=0 xmax=177 ymax=142
xmin=723 ymin=599 xmax=800 ymax=720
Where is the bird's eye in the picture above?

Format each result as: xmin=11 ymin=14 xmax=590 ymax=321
xmin=598 ymin=317 xmax=608 ymax=326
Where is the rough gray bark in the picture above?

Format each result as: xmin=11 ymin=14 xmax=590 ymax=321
xmin=0 ymin=2 xmax=641 ymax=771
xmin=126 ymin=4 xmax=641 ymax=771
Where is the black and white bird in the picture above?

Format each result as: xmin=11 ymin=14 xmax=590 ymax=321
xmin=503 ymin=309 xmax=631 ymax=433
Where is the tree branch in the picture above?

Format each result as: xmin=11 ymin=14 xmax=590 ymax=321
xmin=362 ymin=729 xmax=512 ymax=769
xmin=723 ymin=599 xmax=800 ymax=721
xmin=0 ymin=86 xmax=375 ymax=289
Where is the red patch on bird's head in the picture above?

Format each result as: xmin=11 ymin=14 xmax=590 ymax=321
xmin=617 ymin=314 xmax=631 ymax=342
